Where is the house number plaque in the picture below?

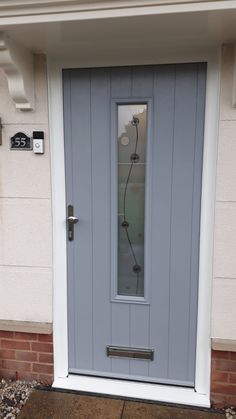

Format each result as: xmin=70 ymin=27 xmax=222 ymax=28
xmin=10 ymin=132 xmax=32 ymax=150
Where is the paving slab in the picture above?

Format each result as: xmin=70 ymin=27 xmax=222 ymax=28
xmin=18 ymin=390 xmax=224 ymax=419
xmin=18 ymin=390 xmax=124 ymax=419
xmin=123 ymin=401 xmax=224 ymax=419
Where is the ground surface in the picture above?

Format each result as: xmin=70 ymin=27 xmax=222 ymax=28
xmin=1 ymin=381 xmax=235 ymax=418
xmin=18 ymin=390 xmax=225 ymax=419
xmin=0 ymin=379 xmax=37 ymax=418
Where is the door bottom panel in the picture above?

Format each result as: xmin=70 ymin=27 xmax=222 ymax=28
xmin=69 ymin=369 xmax=194 ymax=388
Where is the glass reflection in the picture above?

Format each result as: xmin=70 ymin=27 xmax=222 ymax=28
xmin=117 ymin=104 xmax=147 ymax=297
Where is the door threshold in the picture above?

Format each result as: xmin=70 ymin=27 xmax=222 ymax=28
xmin=53 ymin=374 xmax=210 ymax=408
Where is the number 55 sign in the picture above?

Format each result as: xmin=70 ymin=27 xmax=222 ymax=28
xmin=10 ymin=132 xmax=32 ymax=150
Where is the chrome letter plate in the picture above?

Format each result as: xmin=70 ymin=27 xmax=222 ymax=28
xmin=106 ymin=345 xmax=154 ymax=361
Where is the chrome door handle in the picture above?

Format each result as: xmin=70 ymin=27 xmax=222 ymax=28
xmin=68 ymin=216 xmax=79 ymax=224
xmin=67 ymin=205 xmax=79 ymax=241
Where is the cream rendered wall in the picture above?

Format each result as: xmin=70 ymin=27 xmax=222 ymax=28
xmin=212 ymin=44 xmax=236 ymax=341
xmin=0 ymin=54 xmax=52 ymax=324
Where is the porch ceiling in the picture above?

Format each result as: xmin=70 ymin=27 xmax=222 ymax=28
xmin=1 ymin=6 xmax=236 ymax=61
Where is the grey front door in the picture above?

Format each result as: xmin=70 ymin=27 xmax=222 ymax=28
xmin=63 ymin=64 xmax=206 ymax=387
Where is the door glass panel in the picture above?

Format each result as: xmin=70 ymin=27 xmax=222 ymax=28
xmin=117 ymin=104 xmax=147 ymax=297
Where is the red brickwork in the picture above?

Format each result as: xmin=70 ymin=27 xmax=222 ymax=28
xmin=211 ymin=350 xmax=236 ymax=408
xmin=1 ymin=335 xmax=236 ymax=407
xmin=0 ymin=331 xmax=53 ymax=384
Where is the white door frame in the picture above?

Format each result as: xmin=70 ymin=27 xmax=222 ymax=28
xmin=48 ymin=46 xmax=220 ymax=408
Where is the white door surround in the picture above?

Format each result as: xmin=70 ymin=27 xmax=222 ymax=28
xmin=48 ymin=47 xmax=220 ymax=408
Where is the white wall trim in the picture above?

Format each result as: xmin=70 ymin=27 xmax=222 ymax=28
xmin=48 ymin=46 xmax=220 ymax=407
xmin=48 ymin=64 xmax=68 ymax=379
xmin=195 ymin=52 xmax=220 ymax=395
xmin=0 ymin=320 xmax=52 ymax=334
xmin=1 ymin=1 xmax=236 ymax=25
xmin=0 ymin=32 xmax=34 ymax=110
xmin=232 ymin=43 xmax=236 ymax=107
xmin=212 ymin=338 xmax=236 ymax=352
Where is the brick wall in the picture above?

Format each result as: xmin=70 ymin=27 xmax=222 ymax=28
xmin=211 ymin=350 xmax=236 ymax=407
xmin=0 ymin=331 xmax=53 ymax=384
xmin=1 ymin=333 xmax=236 ymax=407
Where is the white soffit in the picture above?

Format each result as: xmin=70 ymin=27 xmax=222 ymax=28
xmin=0 ymin=1 xmax=236 ymax=68
xmin=2 ymin=8 xmax=236 ymax=57
xmin=0 ymin=32 xmax=34 ymax=110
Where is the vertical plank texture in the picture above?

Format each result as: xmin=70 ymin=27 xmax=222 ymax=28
xmin=63 ymin=63 xmax=206 ymax=385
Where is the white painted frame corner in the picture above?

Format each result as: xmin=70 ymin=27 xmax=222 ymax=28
xmin=48 ymin=46 xmax=220 ymax=408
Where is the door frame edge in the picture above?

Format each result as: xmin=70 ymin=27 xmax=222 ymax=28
xmin=48 ymin=48 xmax=220 ymax=407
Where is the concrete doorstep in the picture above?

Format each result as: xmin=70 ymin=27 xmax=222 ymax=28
xmin=18 ymin=390 xmax=224 ymax=419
